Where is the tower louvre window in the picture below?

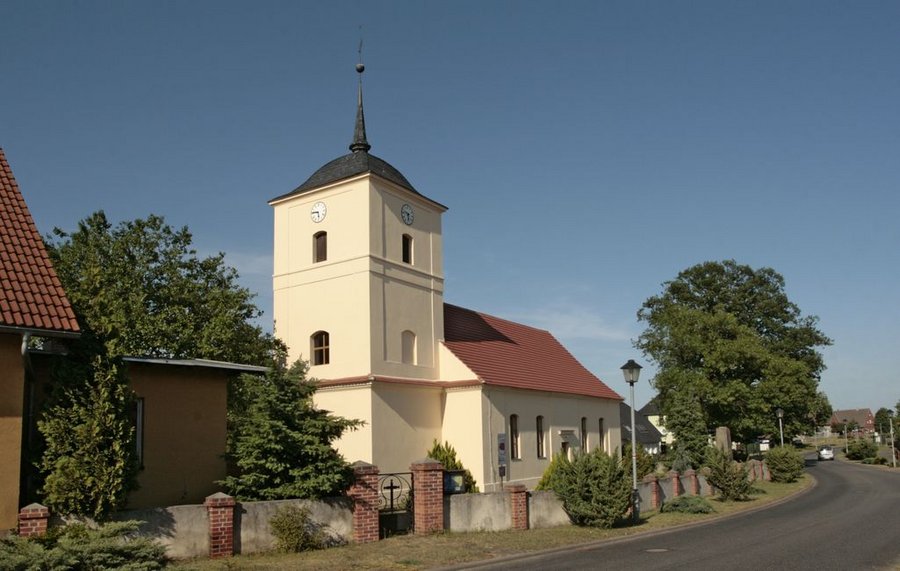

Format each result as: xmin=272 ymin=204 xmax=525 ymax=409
xmin=313 ymin=231 xmax=327 ymax=263
xmin=311 ymin=331 xmax=330 ymax=365
xmin=402 ymin=234 xmax=413 ymax=264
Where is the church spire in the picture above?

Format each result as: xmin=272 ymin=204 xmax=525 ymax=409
xmin=349 ymin=61 xmax=371 ymax=154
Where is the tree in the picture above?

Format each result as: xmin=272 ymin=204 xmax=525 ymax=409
xmin=636 ymin=260 xmax=831 ymax=447
xmin=220 ymin=360 xmax=361 ymax=500
xmin=874 ymin=407 xmax=894 ymax=435
xmin=46 ymin=211 xmax=281 ymax=365
xmin=36 ymin=211 xmax=284 ymax=516
xmin=37 ymin=351 xmax=137 ymax=519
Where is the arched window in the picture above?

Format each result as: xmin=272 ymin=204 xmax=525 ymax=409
xmin=313 ymin=231 xmax=327 ymax=263
xmin=311 ymin=331 xmax=330 ymax=365
xmin=581 ymin=417 xmax=588 ymax=450
xmin=402 ymin=234 xmax=413 ymax=264
xmin=536 ymin=415 xmax=546 ymax=458
xmin=510 ymin=414 xmax=520 ymax=460
xmin=401 ymin=330 xmax=416 ymax=365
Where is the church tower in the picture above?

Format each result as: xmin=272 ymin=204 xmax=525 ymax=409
xmin=270 ymin=63 xmax=447 ymax=382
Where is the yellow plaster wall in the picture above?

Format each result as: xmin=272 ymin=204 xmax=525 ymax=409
xmin=478 ymin=388 xmax=622 ymax=491
xmin=371 ymin=383 xmax=443 ymax=474
xmin=0 ymin=334 xmax=24 ymax=531
xmin=126 ymin=363 xmax=229 ymax=509
xmin=437 ymin=344 xmax=479 ymax=381
xmin=312 ymin=384 xmax=374 ymax=465
xmin=440 ymin=387 xmax=485 ymax=488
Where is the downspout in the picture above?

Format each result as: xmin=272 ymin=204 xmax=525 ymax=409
xmin=19 ymin=333 xmax=34 ymax=508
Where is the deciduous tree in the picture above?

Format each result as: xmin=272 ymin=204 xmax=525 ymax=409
xmin=636 ymin=260 xmax=831 ymax=453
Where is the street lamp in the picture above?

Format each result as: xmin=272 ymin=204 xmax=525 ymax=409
xmin=776 ymin=408 xmax=784 ymax=447
xmin=621 ymin=359 xmax=642 ymax=525
xmin=843 ymin=418 xmax=849 ymax=454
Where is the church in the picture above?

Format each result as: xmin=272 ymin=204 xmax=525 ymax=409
xmin=268 ymin=65 xmax=622 ymax=491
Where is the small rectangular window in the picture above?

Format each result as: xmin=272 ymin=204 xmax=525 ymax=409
xmin=402 ymin=234 xmax=413 ymax=264
xmin=598 ymin=418 xmax=605 ymax=452
xmin=314 ymin=231 xmax=327 ymax=263
xmin=129 ymin=398 xmax=145 ymax=467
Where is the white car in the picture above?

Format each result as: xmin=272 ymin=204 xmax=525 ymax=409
xmin=818 ymin=446 xmax=835 ymax=461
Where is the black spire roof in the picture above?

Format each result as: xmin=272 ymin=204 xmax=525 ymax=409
xmin=270 ymin=62 xmax=426 ymax=203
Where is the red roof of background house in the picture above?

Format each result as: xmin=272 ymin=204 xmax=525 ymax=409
xmin=443 ymin=303 xmax=622 ymax=400
xmin=0 ymin=148 xmax=79 ymax=334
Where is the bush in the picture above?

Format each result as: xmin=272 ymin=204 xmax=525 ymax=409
xmin=659 ymin=495 xmax=715 ymax=514
xmin=425 ymin=440 xmax=479 ymax=493
xmin=621 ymin=442 xmax=657 ymax=479
xmin=704 ymin=447 xmax=753 ymax=501
xmin=765 ymin=446 xmax=805 ymax=483
xmin=861 ymin=456 xmax=887 ymax=465
xmin=269 ymin=504 xmax=327 ymax=553
xmin=846 ymin=439 xmax=879 ymax=461
xmin=538 ymin=449 xmax=631 ymax=528
xmin=0 ymin=520 xmax=167 ymax=570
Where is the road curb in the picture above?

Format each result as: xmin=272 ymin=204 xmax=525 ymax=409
xmin=435 ymin=474 xmax=819 ymax=571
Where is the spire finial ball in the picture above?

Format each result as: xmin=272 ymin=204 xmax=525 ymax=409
xmin=356 ymin=63 xmax=365 ymax=74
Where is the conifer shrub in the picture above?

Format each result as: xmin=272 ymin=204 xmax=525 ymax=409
xmin=269 ymin=504 xmax=327 ymax=553
xmin=765 ymin=446 xmax=805 ymax=483
xmin=659 ymin=495 xmax=715 ymax=514
xmin=621 ymin=442 xmax=657 ymax=479
xmin=861 ymin=456 xmax=887 ymax=465
xmin=537 ymin=449 xmax=631 ymax=528
xmin=704 ymin=447 xmax=753 ymax=501
xmin=425 ymin=440 xmax=479 ymax=493
xmin=0 ymin=520 xmax=167 ymax=570
xmin=845 ymin=438 xmax=878 ymax=461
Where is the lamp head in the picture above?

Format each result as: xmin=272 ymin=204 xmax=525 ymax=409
xmin=620 ymin=359 xmax=642 ymax=385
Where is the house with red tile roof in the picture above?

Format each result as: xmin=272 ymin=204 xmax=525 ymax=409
xmin=271 ymin=68 xmax=623 ymax=490
xmin=0 ymin=147 xmax=80 ymax=531
xmin=830 ymin=408 xmax=876 ymax=436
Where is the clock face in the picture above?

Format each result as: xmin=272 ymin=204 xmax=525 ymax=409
xmin=310 ymin=201 xmax=327 ymax=223
xmin=401 ymin=204 xmax=414 ymax=225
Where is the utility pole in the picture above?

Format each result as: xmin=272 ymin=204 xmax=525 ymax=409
xmin=891 ymin=417 xmax=897 ymax=469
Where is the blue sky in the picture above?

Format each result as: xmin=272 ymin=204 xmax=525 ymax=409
xmin=2 ymin=1 xmax=898 ymax=414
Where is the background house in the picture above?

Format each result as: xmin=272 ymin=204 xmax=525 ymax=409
xmin=0 ymin=148 xmax=80 ymax=531
xmin=620 ymin=402 xmax=664 ymax=455
xmin=830 ymin=408 xmax=876 ymax=436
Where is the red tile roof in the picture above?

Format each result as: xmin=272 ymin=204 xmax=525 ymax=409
xmin=0 ymin=148 xmax=79 ymax=335
xmin=443 ymin=303 xmax=622 ymax=400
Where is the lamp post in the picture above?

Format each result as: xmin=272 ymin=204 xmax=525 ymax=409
xmin=843 ymin=418 xmax=849 ymax=454
xmin=621 ymin=359 xmax=642 ymax=525
xmin=776 ymin=408 xmax=784 ymax=447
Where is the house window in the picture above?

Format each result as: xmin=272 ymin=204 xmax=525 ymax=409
xmin=598 ymin=418 xmax=605 ymax=452
xmin=313 ymin=231 xmax=327 ymax=263
xmin=311 ymin=331 xmax=330 ymax=365
xmin=581 ymin=417 xmax=588 ymax=450
xmin=402 ymin=234 xmax=413 ymax=264
xmin=401 ymin=330 xmax=416 ymax=365
xmin=536 ymin=415 xmax=546 ymax=458
xmin=510 ymin=414 xmax=520 ymax=460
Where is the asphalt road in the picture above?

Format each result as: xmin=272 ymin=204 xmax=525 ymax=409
xmin=465 ymin=458 xmax=900 ymax=570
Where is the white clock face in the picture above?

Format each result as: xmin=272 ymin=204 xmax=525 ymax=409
xmin=401 ymin=204 xmax=414 ymax=225
xmin=310 ymin=201 xmax=327 ymax=223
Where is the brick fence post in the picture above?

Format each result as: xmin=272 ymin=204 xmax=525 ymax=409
xmin=641 ymin=474 xmax=660 ymax=509
xmin=18 ymin=503 xmax=49 ymax=538
xmin=348 ymin=461 xmax=380 ymax=543
xmin=411 ymin=458 xmax=444 ymax=534
xmin=204 ymin=492 xmax=235 ymax=558
xmin=683 ymin=469 xmax=700 ymax=495
xmin=668 ymin=470 xmax=681 ymax=497
xmin=506 ymin=484 xmax=528 ymax=530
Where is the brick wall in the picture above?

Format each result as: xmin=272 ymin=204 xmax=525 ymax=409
xmin=204 ymin=492 xmax=235 ymax=558
xmin=17 ymin=503 xmax=49 ymax=537
xmin=348 ymin=461 xmax=380 ymax=543
xmin=411 ymin=459 xmax=443 ymax=534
